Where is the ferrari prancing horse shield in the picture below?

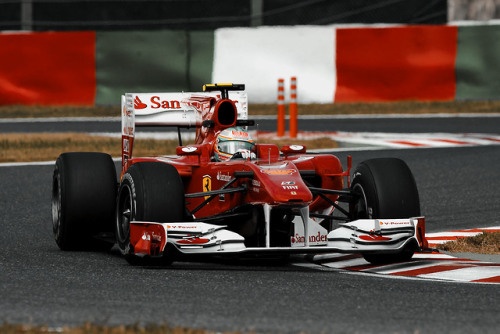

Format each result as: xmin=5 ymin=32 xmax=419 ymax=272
xmin=202 ymin=175 xmax=211 ymax=200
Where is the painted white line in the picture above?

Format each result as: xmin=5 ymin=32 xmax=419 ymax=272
xmin=372 ymin=262 xmax=446 ymax=275
xmin=90 ymin=132 xmax=196 ymax=140
xmin=0 ymin=160 xmax=56 ymax=167
xmin=426 ymin=227 xmax=500 ymax=239
xmin=482 ymin=226 xmax=500 ymax=231
xmin=309 ymin=146 xmax=386 ymax=153
xmin=0 ymin=157 xmax=121 ymax=168
xmin=339 ymin=267 xmax=497 ymax=285
xmin=426 ymin=231 xmax=483 ymax=238
xmin=419 ymin=266 xmax=500 ymax=282
xmin=427 ymin=240 xmax=451 ymax=245
xmin=413 ymin=253 xmax=456 ymax=259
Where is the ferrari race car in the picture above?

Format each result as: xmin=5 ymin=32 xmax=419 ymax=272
xmin=51 ymin=83 xmax=428 ymax=265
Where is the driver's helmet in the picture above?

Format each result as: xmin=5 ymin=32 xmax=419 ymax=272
xmin=214 ymin=127 xmax=255 ymax=161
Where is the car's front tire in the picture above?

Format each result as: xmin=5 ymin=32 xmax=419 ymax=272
xmin=116 ymin=162 xmax=185 ymax=265
xmin=52 ymin=152 xmax=117 ymax=251
xmin=350 ymin=158 xmax=421 ymax=264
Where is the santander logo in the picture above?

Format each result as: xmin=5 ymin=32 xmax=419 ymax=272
xmin=133 ymin=96 xmax=182 ymax=110
xmin=134 ymin=96 xmax=147 ymax=110
xmin=291 ymin=232 xmax=328 ymax=244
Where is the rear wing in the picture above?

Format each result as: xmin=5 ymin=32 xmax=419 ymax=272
xmin=120 ymin=84 xmax=248 ymax=174
xmin=121 ymin=90 xmax=247 ymax=128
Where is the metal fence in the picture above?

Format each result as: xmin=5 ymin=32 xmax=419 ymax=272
xmin=1 ymin=0 xmax=448 ymax=31
xmin=449 ymin=0 xmax=500 ymax=21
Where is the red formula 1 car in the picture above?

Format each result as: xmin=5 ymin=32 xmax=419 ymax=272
xmin=52 ymin=84 xmax=428 ymax=265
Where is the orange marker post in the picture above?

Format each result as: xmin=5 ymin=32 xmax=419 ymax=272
xmin=277 ymin=78 xmax=285 ymax=137
xmin=289 ymin=76 xmax=298 ymax=138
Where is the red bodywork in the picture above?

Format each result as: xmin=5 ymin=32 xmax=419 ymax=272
xmin=121 ymin=85 xmax=349 ymax=222
xmin=126 ymin=149 xmax=346 ymax=220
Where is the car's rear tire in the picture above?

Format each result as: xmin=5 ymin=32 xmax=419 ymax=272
xmin=52 ymin=152 xmax=117 ymax=251
xmin=350 ymin=158 xmax=420 ymax=264
xmin=116 ymin=162 xmax=184 ymax=265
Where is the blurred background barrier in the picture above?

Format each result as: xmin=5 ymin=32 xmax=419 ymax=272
xmin=0 ymin=31 xmax=96 ymax=105
xmin=455 ymin=25 xmax=500 ymax=100
xmin=334 ymin=25 xmax=458 ymax=102
xmin=95 ymin=30 xmax=214 ymax=105
xmin=212 ymin=25 xmax=335 ymax=103
xmin=1 ymin=0 xmax=500 ymax=105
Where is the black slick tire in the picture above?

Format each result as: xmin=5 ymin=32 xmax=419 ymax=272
xmin=350 ymin=158 xmax=420 ymax=264
xmin=52 ymin=152 xmax=117 ymax=251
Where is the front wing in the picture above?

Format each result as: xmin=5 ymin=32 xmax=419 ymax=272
xmin=129 ymin=217 xmax=427 ymax=257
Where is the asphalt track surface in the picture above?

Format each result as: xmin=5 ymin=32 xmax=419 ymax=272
xmin=1 ymin=116 xmax=500 ymax=333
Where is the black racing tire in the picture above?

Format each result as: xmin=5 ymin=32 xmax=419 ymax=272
xmin=52 ymin=152 xmax=117 ymax=251
xmin=116 ymin=162 xmax=184 ymax=265
xmin=350 ymin=158 xmax=420 ymax=264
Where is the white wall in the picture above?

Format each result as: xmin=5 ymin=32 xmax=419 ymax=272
xmin=212 ymin=26 xmax=336 ymax=103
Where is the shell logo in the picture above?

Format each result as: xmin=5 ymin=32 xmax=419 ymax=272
xmin=261 ymin=169 xmax=295 ymax=175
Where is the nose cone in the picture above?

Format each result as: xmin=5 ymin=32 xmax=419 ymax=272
xmin=252 ymin=162 xmax=313 ymax=205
